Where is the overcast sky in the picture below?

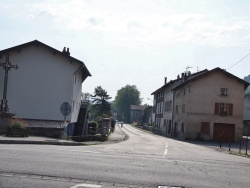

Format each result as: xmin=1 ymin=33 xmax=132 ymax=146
xmin=1 ymin=0 xmax=250 ymax=104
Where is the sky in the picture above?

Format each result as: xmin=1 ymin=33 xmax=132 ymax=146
xmin=1 ymin=0 xmax=250 ymax=104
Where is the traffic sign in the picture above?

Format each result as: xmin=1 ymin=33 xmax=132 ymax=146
xmin=60 ymin=102 xmax=71 ymax=117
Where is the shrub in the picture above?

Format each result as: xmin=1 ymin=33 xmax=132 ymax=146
xmin=7 ymin=119 xmax=29 ymax=137
xmin=12 ymin=119 xmax=28 ymax=129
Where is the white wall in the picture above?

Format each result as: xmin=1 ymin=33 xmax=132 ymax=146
xmin=71 ymin=70 xmax=83 ymax=122
xmin=0 ymin=45 xmax=82 ymax=122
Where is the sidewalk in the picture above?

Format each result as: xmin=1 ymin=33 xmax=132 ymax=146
xmin=133 ymin=125 xmax=249 ymax=155
xmin=0 ymin=124 xmax=126 ymax=146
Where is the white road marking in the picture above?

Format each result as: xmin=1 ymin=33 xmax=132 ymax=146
xmin=162 ymin=142 xmax=168 ymax=158
xmin=70 ymin=183 xmax=102 ymax=188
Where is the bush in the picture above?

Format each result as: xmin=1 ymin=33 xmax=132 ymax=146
xmin=12 ymin=119 xmax=28 ymax=129
xmin=7 ymin=119 xmax=29 ymax=137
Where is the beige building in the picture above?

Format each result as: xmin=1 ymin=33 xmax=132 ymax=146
xmin=172 ymin=68 xmax=249 ymax=142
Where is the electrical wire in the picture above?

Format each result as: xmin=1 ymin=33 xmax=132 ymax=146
xmin=227 ymin=53 xmax=250 ymax=70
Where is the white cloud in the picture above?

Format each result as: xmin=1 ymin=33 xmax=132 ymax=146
xmin=4 ymin=0 xmax=250 ymax=48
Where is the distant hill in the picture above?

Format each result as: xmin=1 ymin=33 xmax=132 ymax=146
xmin=244 ymin=75 xmax=250 ymax=82
xmin=244 ymin=75 xmax=250 ymax=94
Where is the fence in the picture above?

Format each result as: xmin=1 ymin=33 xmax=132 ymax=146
xmin=239 ymin=137 xmax=249 ymax=155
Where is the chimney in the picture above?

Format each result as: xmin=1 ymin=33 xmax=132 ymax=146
xmin=62 ymin=47 xmax=70 ymax=55
xmin=184 ymin=72 xmax=188 ymax=81
xmin=177 ymin=74 xmax=180 ymax=79
xmin=164 ymin=77 xmax=167 ymax=84
xmin=67 ymin=48 xmax=70 ymax=56
xmin=181 ymin=73 xmax=184 ymax=79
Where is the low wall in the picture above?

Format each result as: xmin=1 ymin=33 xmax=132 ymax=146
xmin=29 ymin=127 xmax=64 ymax=139
xmin=143 ymin=125 xmax=153 ymax=132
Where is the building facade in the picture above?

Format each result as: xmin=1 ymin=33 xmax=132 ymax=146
xmin=130 ymin=105 xmax=144 ymax=123
xmin=172 ymin=68 xmax=248 ymax=142
xmin=0 ymin=40 xmax=91 ymax=137
xmin=151 ymin=68 xmax=249 ymax=142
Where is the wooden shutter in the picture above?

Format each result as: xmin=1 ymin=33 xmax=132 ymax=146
xmin=201 ymin=122 xmax=210 ymax=135
xmin=228 ymin=104 xmax=233 ymax=115
xmin=215 ymin=103 xmax=219 ymax=115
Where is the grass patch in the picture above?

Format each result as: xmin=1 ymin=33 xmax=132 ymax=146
xmin=131 ymin=123 xmax=137 ymax=127
xmin=228 ymin=151 xmax=250 ymax=158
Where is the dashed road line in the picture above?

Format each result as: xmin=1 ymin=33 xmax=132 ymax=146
xmin=70 ymin=183 xmax=101 ymax=188
xmin=162 ymin=142 xmax=168 ymax=158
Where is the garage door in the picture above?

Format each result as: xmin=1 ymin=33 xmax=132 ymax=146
xmin=213 ymin=123 xmax=235 ymax=142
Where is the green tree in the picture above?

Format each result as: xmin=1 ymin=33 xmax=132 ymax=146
xmin=91 ymin=86 xmax=112 ymax=118
xmin=114 ymin=85 xmax=141 ymax=123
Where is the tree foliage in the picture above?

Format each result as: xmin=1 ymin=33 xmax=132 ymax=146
xmin=142 ymin=105 xmax=152 ymax=125
xmin=91 ymin=86 xmax=112 ymax=118
xmin=114 ymin=85 xmax=141 ymax=123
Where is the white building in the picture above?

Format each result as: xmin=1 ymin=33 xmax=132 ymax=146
xmin=0 ymin=40 xmax=91 ymax=137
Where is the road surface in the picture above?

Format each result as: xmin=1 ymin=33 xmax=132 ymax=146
xmin=0 ymin=124 xmax=249 ymax=188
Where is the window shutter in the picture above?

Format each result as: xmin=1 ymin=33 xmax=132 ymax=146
xmin=228 ymin=104 xmax=233 ymax=115
xmin=215 ymin=103 xmax=219 ymax=115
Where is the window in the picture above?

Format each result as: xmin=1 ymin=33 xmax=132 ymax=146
xmin=175 ymin=105 xmax=178 ymax=114
xmin=165 ymin=100 xmax=172 ymax=112
xmin=220 ymin=88 xmax=228 ymax=96
xmin=181 ymin=122 xmax=184 ymax=133
xmin=168 ymin=120 xmax=171 ymax=134
xmin=169 ymin=101 xmax=172 ymax=111
xmin=176 ymin=90 xmax=180 ymax=98
xmin=182 ymin=104 xmax=185 ymax=113
xmin=220 ymin=103 xmax=228 ymax=115
xmin=215 ymin=103 xmax=233 ymax=115
xmin=183 ymin=88 xmax=186 ymax=95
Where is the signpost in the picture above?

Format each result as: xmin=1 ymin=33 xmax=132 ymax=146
xmin=60 ymin=102 xmax=71 ymax=121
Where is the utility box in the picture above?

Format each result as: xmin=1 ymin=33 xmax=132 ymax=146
xmin=99 ymin=118 xmax=111 ymax=136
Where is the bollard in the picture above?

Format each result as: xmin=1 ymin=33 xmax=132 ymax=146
xmin=246 ymin=138 xmax=248 ymax=155
xmin=228 ymin=134 xmax=231 ymax=152
xmin=220 ymin=134 xmax=222 ymax=148
xmin=239 ymin=138 xmax=241 ymax=154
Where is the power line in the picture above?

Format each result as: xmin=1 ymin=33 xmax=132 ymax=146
xmin=227 ymin=53 xmax=250 ymax=70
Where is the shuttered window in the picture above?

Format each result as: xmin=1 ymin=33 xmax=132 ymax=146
xmin=214 ymin=103 xmax=233 ymax=116
xmin=228 ymin=104 xmax=233 ymax=115
xmin=215 ymin=103 xmax=219 ymax=115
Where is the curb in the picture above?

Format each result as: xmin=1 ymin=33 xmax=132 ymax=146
xmin=0 ymin=139 xmax=87 ymax=146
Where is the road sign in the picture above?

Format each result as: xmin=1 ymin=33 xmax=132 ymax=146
xmin=60 ymin=102 xmax=71 ymax=117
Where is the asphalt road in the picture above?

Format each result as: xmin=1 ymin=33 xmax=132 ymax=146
xmin=0 ymin=124 xmax=249 ymax=188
